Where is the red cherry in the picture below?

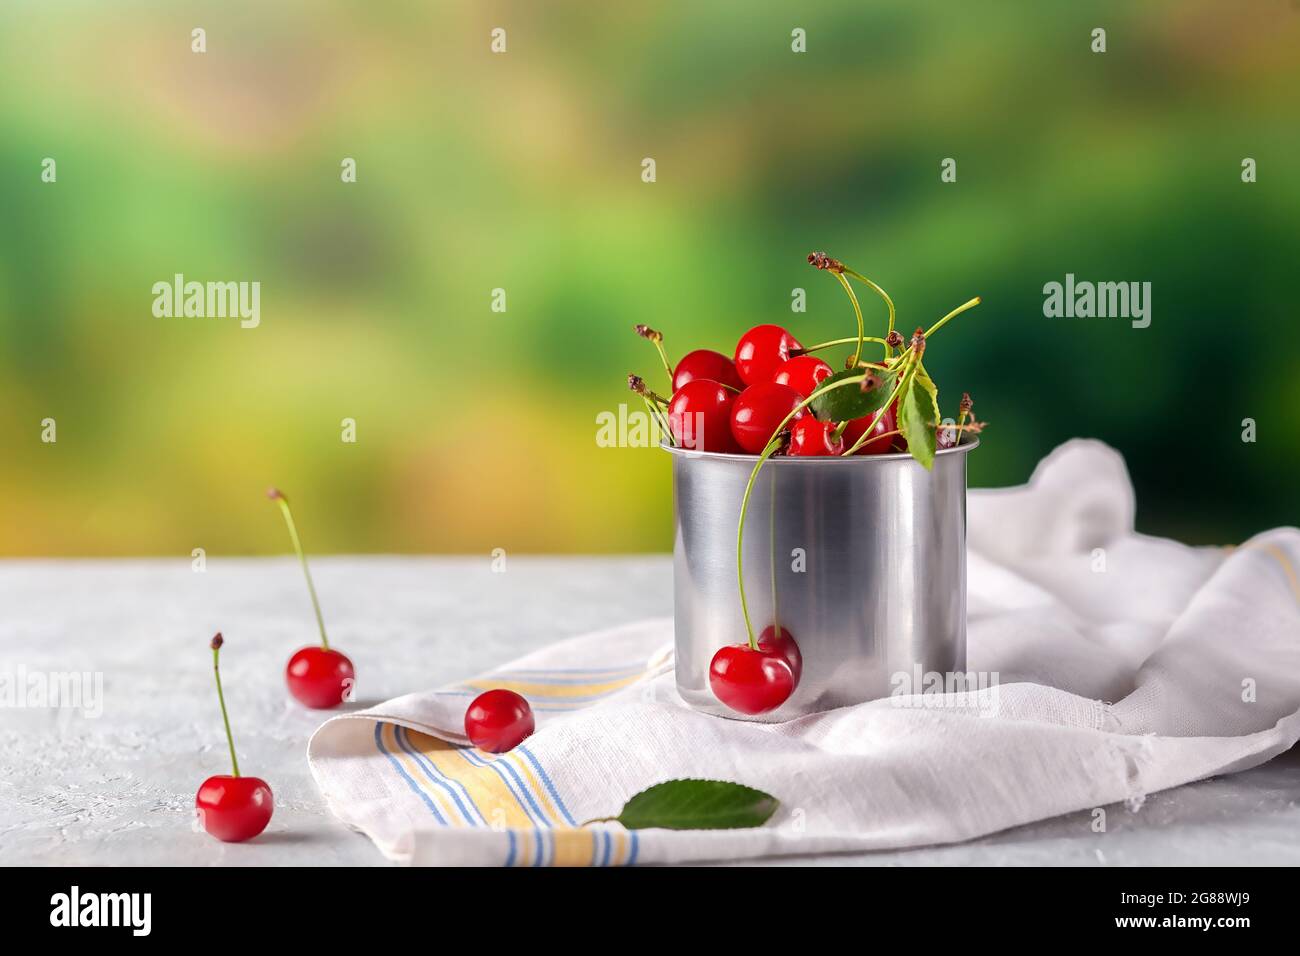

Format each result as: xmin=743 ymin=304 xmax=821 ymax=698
xmin=788 ymin=417 xmax=845 ymax=457
xmin=771 ymin=355 xmax=832 ymax=398
xmin=268 ymin=488 xmax=357 ymax=708
xmin=672 ymin=349 xmax=744 ymax=393
xmin=758 ymin=625 xmax=802 ymax=683
xmin=709 ymin=643 xmax=795 ymax=715
xmin=667 ymin=379 xmax=742 ymax=453
xmin=841 ymin=401 xmax=900 ymax=455
xmin=730 ymin=381 xmax=806 ymax=454
xmin=465 ymin=689 xmax=536 ymax=753
xmin=734 ymin=324 xmax=802 ymax=386
xmin=286 ymin=646 xmax=355 ymax=709
xmin=196 ymin=775 xmax=274 ymax=843
xmin=199 ymin=633 xmax=274 ymax=843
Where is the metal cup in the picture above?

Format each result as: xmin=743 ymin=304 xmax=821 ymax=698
xmin=666 ymin=439 xmax=976 ymax=721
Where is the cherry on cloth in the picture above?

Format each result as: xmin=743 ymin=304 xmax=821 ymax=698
xmin=709 ymin=644 xmax=796 ymax=715
xmin=465 ymin=689 xmax=536 ymax=753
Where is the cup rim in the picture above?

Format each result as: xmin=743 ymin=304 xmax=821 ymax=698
xmin=660 ymin=437 xmax=978 ymax=464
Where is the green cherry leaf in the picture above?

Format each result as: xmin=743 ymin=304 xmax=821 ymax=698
xmin=608 ymin=779 xmax=780 ymax=831
xmin=809 ymin=366 xmax=897 ymax=423
xmin=899 ymin=363 xmax=941 ymax=470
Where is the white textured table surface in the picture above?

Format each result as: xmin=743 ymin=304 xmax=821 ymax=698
xmin=2 ymin=557 xmax=1298 ymax=867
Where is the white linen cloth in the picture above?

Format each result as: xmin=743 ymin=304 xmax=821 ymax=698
xmin=307 ymin=440 xmax=1300 ymax=865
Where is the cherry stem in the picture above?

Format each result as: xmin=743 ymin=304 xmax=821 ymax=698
xmin=628 ymin=375 xmax=670 ymax=406
xmin=642 ymin=396 xmax=676 ymax=447
xmin=840 ymin=354 xmax=917 ymax=457
xmin=211 ymin=636 xmax=240 ymax=778
xmin=794 ymin=335 xmax=889 ymax=357
xmin=935 ymin=422 xmax=984 ymax=445
xmin=272 ymin=494 xmax=331 ymax=651
xmin=841 ymin=268 xmax=897 ymax=357
xmin=736 ymin=373 xmax=870 ymax=648
xmin=769 ymin=469 xmax=779 ymax=637
xmin=924 ymin=296 xmax=982 ymax=339
xmin=736 ymin=435 xmax=785 ymax=650
xmin=651 ymin=341 xmax=673 ymax=388
xmin=635 ymin=327 xmax=675 ymax=387
xmin=832 ymin=271 xmax=866 ymax=369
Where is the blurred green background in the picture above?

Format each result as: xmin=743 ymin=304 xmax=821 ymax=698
xmin=1 ymin=1 xmax=1297 ymax=557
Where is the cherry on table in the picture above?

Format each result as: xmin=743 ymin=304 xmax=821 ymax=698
xmin=465 ymin=689 xmax=536 ymax=753
xmin=734 ymin=324 xmax=802 ymax=386
xmin=667 ymin=379 xmax=742 ymax=453
xmin=196 ymin=633 xmax=274 ymax=843
xmin=286 ymin=646 xmax=355 ymax=709
xmin=197 ymin=775 xmax=275 ymax=843
xmin=672 ymin=349 xmax=744 ymax=393
xmin=268 ymin=488 xmax=356 ymax=709
xmin=788 ymin=417 xmax=844 ymax=457
xmin=729 ymin=381 xmax=806 ymax=454
xmin=709 ymin=643 xmax=795 ymax=715
xmin=771 ymin=355 xmax=832 ymax=399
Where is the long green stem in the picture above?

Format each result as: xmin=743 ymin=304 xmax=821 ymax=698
xmin=271 ymin=493 xmax=330 ymax=651
xmin=634 ymin=326 xmax=675 ymax=387
xmin=797 ymin=335 xmax=889 ymax=356
xmin=832 ymin=271 xmax=866 ymax=369
xmin=769 ymin=468 xmax=779 ymax=636
xmin=643 ymin=395 xmax=675 ymax=447
xmin=736 ymin=373 xmax=870 ymax=647
xmin=842 ymin=268 xmax=897 ymax=355
xmin=211 ymin=636 xmax=240 ymax=778
xmin=737 ymin=436 xmax=785 ymax=650
xmin=924 ymin=296 xmax=982 ymax=339
xmin=651 ymin=340 xmax=674 ymax=387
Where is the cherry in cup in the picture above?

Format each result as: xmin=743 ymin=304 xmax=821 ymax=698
xmin=196 ymin=633 xmax=274 ymax=843
xmin=771 ymin=355 xmax=832 ymax=399
xmin=841 ymin=402 xmax=901 ymax=455
xmin=464 ymin=689 xmax=535 ymax=753
xmin=672 ymin=348 xmax=744 ymax=393
xmin=667 ymin=379 xmax=742 ymax=453
xmin=734 ymin=324 xmax=802 ymax=386
xmin=729 ymin=381 xmax=806 ymax=454
xmin=268 ymin=488 xmax=355 ymax=709
xmin=788 ymin=417 xmax=844 ymax=457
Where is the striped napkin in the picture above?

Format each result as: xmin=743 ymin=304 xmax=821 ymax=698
xmin=307 ymin=440 xmax=1300 ymax=866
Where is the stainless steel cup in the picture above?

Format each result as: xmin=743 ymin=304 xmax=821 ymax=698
xmin=666 ymin=440 xmax=976 ymax=721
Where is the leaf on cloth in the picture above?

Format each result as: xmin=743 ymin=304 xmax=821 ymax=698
xmin=601 ymin=778 xmax=779 ymax=831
